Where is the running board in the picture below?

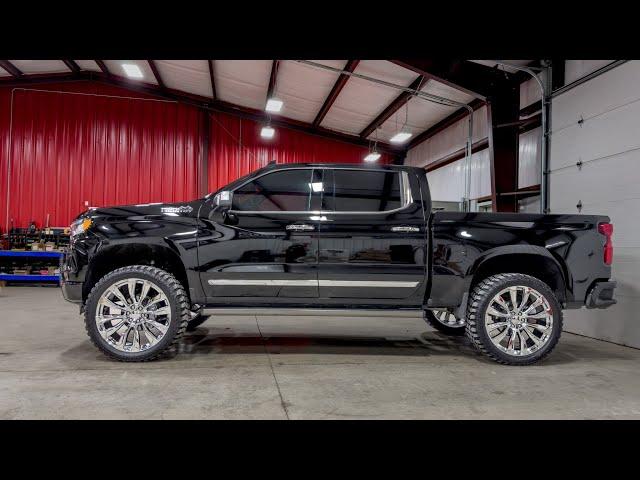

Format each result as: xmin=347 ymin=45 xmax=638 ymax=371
xmin=201 ymin=308 xmax=424 ymax=318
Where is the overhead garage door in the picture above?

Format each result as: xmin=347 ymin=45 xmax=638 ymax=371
xmin=550 ymin=60 xmax=640 ymax=348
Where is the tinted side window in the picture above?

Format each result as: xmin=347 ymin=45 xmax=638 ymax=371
xmin=232 ymin=169 xmax=313 ymax=212
xmin=323 ymin=169 xmax=403 ymax=212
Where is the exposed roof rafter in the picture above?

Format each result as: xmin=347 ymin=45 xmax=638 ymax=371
xmin=391 ymin=59 xmax=515 ymax=100
xmin=62 ymin=60 xmax=81 ymax=74
xmin=0 ymin=60 xmax=23 ymax=78
xmin=359 ymin=75 xmax=426 ymax=139
xmin=147 ymin=60 xmax=165 ymax=89
xmin=408 ymin=98 xmax=485 ymax=149
xmin=208 ymin=60 xmax=217 ymax=100
xmin=94 ymin=60 xmax=111 ymax=77
xmin=312 ymin=59 xmax=360 ymax=127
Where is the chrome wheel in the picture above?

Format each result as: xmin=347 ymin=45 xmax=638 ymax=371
xmin=432 ymin=309 xmax=465 ymax=328
xmin=484 ymin=285 xmax=553 ymax=357
xmin=95 ymin=278 xmax=172 ymax=353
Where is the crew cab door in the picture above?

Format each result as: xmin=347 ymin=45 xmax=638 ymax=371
xmin=197 ymin=168 xmax=321 ymax=299
xmin=317 ymin=167 xmax=427 ymax=303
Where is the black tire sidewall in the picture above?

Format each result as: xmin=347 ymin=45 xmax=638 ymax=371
xmin=471 ymin=275 xmax=562 ymax=365
xmin=85 ymin=267 xmax=186 ymax=361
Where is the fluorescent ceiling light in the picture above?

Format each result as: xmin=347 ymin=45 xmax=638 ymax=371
xmin=364 ymin=152 xmax=381 ymax=162
xmin=261 ymin=126 xmax=275 ymax=139
xmin=390 ymin=131 xmax=413 ymax=144
xmin=122 ymin=63 xmax=143 ymax=79
xmin=309 ymin=182 xmax=324 ymax=192
xmin=265 ymin=98 xmax=283 ymax=113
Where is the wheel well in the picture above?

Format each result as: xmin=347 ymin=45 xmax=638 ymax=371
xmin=83 ymin=244 xmax=189 ymax=303
xmin=471 ymin=254 xmax=566 ymax=303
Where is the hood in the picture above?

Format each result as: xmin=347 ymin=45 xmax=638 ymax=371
xmin=74 ymin=200 xmax=201 ymax=222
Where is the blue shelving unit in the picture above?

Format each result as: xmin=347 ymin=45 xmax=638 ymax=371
xmin=0 ymin=250 xmax=63 ymax=283
xmin=0 ymin=251 xmax=63 ymax=258
xmin=0 ymin=274 xmax=59 ymax=282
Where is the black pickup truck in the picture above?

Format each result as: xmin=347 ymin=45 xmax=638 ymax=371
xmin=61 ymin=163 xmax=616 ymax=365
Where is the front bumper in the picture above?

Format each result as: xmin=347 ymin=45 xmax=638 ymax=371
xmin=585 ymin=280 xmax=617 ymax=309
xmin=59 ymin=251 xmax=83 ymax=304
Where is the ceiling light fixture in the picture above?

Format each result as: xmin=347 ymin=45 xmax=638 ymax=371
xmin=390 ymin=101 xmax=413 ymax=144
xmin=122 ymin=63 xmax=144 ymax=79
xmin=365 ymin=127 xmax=381 ymax=162
xmin=364 ymin=152 xmax=381 ymax=162
xmin=261 ymin=126 xmax=275 ymax=139
xmin=390 ymin=131 xmax=413 ymax=144
xmin=265 ymin=98 xmax=283 ymax=113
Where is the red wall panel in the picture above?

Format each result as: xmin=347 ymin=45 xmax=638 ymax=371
xmin=1 ymin=83 xmax=202 ymax=229
xmin=207 ymin=112 xmax=392 ymax=192
xmin=0 ymin=81 xmax=394 ymax=231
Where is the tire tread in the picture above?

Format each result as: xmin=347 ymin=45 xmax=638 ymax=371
xmin=465 ymin=273 xmax=563 ymax=366
xmin=84 ymin=265 xmax=190 ymax=362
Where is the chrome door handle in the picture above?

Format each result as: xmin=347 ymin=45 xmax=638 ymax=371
xmin=391 ymin=226 xmax=419 ymax=233
xmin=286 ymin=224 xmax=315 ymax=231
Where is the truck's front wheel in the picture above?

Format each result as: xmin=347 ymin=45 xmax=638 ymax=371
xmin=84 ymin=265 xmax=190 ymax=362
xmin=465 ymin=273 xmax=563 ymax=365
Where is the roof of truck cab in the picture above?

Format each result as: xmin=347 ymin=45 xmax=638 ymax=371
xmin=261 ymin=162 xmax=420 ymax=171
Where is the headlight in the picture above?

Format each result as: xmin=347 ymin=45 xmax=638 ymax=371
xmin=70 ymin=218 xmax=93 ymax=238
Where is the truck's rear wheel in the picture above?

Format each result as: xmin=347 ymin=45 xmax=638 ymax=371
xmin=465 ymin=273 xmax=562 ymax=365
xmin=424 ymin=309 xmax=466 ymax=335
xmin=84 ymin=265 xmax=190 ymax=362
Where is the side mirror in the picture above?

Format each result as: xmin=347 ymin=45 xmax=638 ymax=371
xmin=214 ymin=190 xmax=233 ymax=209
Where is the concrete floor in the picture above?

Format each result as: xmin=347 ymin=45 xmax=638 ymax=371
xmin=1 ymin=286 xmax=640 ymax=419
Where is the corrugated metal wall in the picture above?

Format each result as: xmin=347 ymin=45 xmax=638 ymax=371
xmin=1 ymin=83 xmax=203 ymax=229
xmin=405 ymin=105 xmax=488 ymax=170
xmin=427 ymin=148 xmax=491 ymax=203
xmin=207 ymin=111 xmax=391 ymax=192
xmin=0 ymin=82 xmax=392 ymax=230
xmin=518 ymin=127 xmax=542 ymax=188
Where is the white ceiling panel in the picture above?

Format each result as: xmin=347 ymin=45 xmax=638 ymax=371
xmin=214 ymin=60 xmax=272 ymax=111
xmin=271 ymin=60 xmax=346 ymax=123
xmin=421 ymin=79 xmax=475 ymax=105
xmin=9 ymin=60 xmax=69 ymax=74
xmin=373 ymin=97 xmax=457 ymax=143
xmin=320 ymin=60 xmax=420 ymax=135
xmin=103 ymin=60 xmax=158 ymax=84
xmin=0 ymin=66 xmax=10 ymax=77
xmin=156 ymin=60 xmax=212 ymax=98
xmin=75 ymin=60 xmax=101 ymax=72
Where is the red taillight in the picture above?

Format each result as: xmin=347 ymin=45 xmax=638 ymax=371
xmin=598 ymin=222 xmax=614 ymax=265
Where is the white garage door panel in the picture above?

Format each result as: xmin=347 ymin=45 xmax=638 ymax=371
xmin=550 ymin=195 xmax=640 ymax=249
xmin=552 ymin=61 xmax=640 ymax=131
xmin=563 ymin=297 xmax=640 ymax=349
xmin=550 ymin=98 xmax=640 ymax=171
xmin=550 ymin=60 xmax=640 ymax=348
xmin=610 ymin=255 xmax=640 ymax=299
xmin=549 ymin=150 xmax=640 ymax=218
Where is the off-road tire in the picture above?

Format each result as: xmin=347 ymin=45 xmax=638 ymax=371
xmin=465 ymin=273 xmax=563 ymax=365
xmin=424 ymin=309 xmax=466 ymax=336
xmin=84 ymin=265 xmax=190 ymax=362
